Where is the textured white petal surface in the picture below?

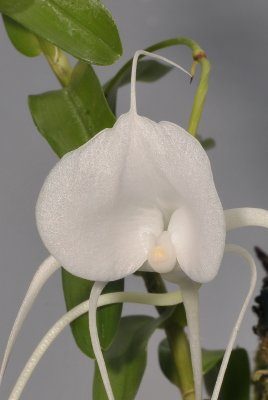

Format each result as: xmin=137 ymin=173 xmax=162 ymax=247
xmin=36 ymin=111 xmax=225 ymax=282
xmin=142 ymin=118 xmax=225 ymax=283
xmin=36 ymin=113 xmax=164 ymax=281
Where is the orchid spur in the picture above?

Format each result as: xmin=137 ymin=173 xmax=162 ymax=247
xmin=1 ymin=50 xmax=268 ymax=400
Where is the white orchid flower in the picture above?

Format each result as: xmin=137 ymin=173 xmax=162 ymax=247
xmin=1 ymin=50 xmax=268 ymax=400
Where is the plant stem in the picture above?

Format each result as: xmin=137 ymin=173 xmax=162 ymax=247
xmin=39 ymin=40 xmax=73 ymax=87
xmin=104 ymin=37 xmax=211 ymax=137
xmin=142 ymin=272 xmax=195 ymax=399
xmin=165 ymin=310 xmax=195 ymax=400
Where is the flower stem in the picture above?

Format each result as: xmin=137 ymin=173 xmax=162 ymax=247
xmin=165 ymin=309 xmax=196 ymax=400
xmin=141 ymin=272 xmax=195 ymax=399
xmin=104 ymin=37 xmax=211 ymax=137
xmin=187 ymin=51 xmax=210 ymax=136
xmin=39 ymin=40 xmax=73 ymax=87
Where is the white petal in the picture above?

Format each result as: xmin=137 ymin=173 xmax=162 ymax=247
xmin=154 ymin=121 xmax=225 ymax=283
xmin=36 ymin=113 xmax=164 ymax=281
xmin=36 ymin=111 xmax=225 ymax=282
xmin=140 ymin=118 xmax=225 ymax=283
xmin=168 ymin=208 xmax=199 ymax=280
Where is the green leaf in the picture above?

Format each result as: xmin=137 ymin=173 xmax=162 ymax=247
xmin=104 ymin=60 xmax=173 ymax=114
xmin=0 ymin=0 xmax=33 ymax=14
xmin=3 ymin=15 xmax=41 ymax=57
xmin=202 ymin=349 xmax=225 ymax=375
xmin=159 ymin=343 xmax=250 ymax=398
xmin=158 ymin=341 xmax=225 ymax=388
xmin=204 ymin=348 xmax=250 ymax=400
xmin=120 ymin=60 xmax=173 ymax=86
xmin=29 ymin=61 xmax=115 ymax=157
xmin=158 ymin=338 xmax=179 ymax=387
xmin=62 ymin=270 xmax=124 ymax=358
xmin=1 ymin=0 xmax=122 ymax=65
xmin=93 ymin=315 xmax=166 ymax=400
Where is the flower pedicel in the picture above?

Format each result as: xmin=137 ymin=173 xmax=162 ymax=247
xmin=1 ymin=50 xmax=268 ymax=400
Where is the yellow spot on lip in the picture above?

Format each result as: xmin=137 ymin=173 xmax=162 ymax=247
xmin=147 ymin=231 xmax=177 ymax=273
xmin=151 ymin=246 xmax=167 ymax=262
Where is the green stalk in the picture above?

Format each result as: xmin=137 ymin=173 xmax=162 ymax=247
xmin=39 ymin=40 xmax=73 ymax=87
xmin=166 ymin=319 xmax=195 ymax=400
xmin=142 ymin=273 xmax=195 ymax=399
xmin=104 ymin=37 xmax=211 ymax=137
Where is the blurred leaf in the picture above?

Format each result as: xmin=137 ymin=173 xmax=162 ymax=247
xmin=196 ymin=134 xmax=216 ymax=150
xmin=120 ymin=60 xmax=173 ymax=86
xmin=159 ymin=345 xmax=250 ymax=398
xmin=201 ymin=138 xmax=215 ymax=150
xmin=104 ymin=60 xmax=173 ymax=114
xmin=1 ymin=0 xmax=122 ymax=65
xmin=29 ymin=61 xmax=115 ymax=157
xmin=93 ymin=315 xmax=167 ymax=400
xmin=202 ymin=349 xmax=225 ymax=375
xmin=158 ymin=338 xmax=179 ymax=387
xmin=205 ymin=348 xmax=250 ymax=400
xmin=158 ymin=341 xmax=225 ymax=388
xmin=3 ymin=15 xmax=41 ymax=57
xmin=62 ymin=270 xmax=124 ymax=358
xmin=0 ymin=0 xmax=33 ymax=14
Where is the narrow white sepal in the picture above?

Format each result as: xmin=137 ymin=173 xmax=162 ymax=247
xmin=0 ymin=255 xmax=60 ymax=388
xmin=211 ymin=244 xmax=257 ymax=400
xmin=88 ymin=282 xmax=114 ymax=400
xmin=6 ymin=289 xmax=183 ymax=400
xmin=225 ymin=208 xmax=268 ymax=231
xmin=180 ymin=280 xmax=202 ymax=400
xmin=130 ymin=50 xmax=191 ymax=113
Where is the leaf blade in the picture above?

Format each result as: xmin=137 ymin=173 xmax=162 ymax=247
xmin=158 ymin=341 xmax=225 ymax=388
xmin=62 ymin=270 xmax=124 ymax=358
xmin=204 ymin=348 xmax=250 ymax=400
xmin=1 ymin=0 xmax=122 ymax=64
xmin=93 ymin=315 xmax=166 ymax=400
xmin=29 ymin=62 xmax=115 ymax=157
xmin=2 ymin=15 xmax=41 ymax=57
xmin=158 ymin=338 xmax=179 ymax=387
xmin=202 ymin=349 xmax=225 ymax=375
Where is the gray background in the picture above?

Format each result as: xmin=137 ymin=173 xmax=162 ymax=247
xmin=1 ymin=0 xmax=268 ymax=398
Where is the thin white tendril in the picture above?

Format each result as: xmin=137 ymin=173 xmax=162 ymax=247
xmin=0 ymin=256 xmax=60 ymax=387
xmin=6 ymin=289 xmax=182 ymax=400
xmin=225 ymin=208 xmax=268 ymax=231
xmin=130 ymin=50 xmax=192 ymax=114
xmin=211 ymin=244 xmax=257 ymax=400
xmin=88 ymin=282 xmax=114 ymax=400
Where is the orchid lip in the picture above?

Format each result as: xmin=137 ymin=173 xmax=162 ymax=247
xmin=147 ymin=230 xmax=177 ymax=273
